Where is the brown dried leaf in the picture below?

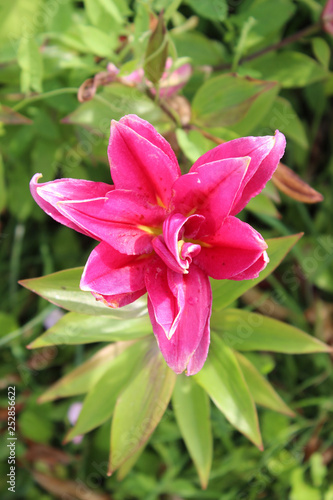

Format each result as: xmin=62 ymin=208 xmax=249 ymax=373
xmin=77 ymin=78 xmax=96 ymax=103
xmin=33 ymin=471 xmax=111 ymax=500
xmin=25 ymin=443 xmax=72 ymax=466
xmin=272 ymin=163 xmax=323 ymax=204
xmin=0 ymin=105 xmax=32 ymax=124
xmin=77 ymin=72 xmax=119 ymax=103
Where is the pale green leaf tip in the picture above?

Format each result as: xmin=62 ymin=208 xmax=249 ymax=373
xmin=62 ymin=430 xmax=73 ymax=445
xmin=37 ymin=393 xmax=52 ymax=404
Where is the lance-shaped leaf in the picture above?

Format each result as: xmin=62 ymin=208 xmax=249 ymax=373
xmin=212 ymin=309 xmax=332 ymax=354
xmin=39 ymin=342 xmax=132 ymax=403
xmin=194 ymin=334 xmax=262 ymax=449
xmin=246 ymin=192 xmax=280 ymax=219
xmin=272 ymin=163 xmax=323 ymax=204
xmin=211 ymin=234 xmax=302 ymax=310
xmin=17 ymin=37 xmax=43 ymax=93
xmin=144 ymin=12 xmax=168 ymax=84
xmin=0 ymin=105 xmax=33 ymax=125
xmin=172 ymin=375 xmax=212 ymax=488
xmin=109 ymin=343 xmax=176 ymax=473
xmin=235 ymin=351 xmax=295 ymax=417
xmin=20 ymin=268 xmax=148 ymax=317
xmin=65 ymin=338 xmax=151 ymax=442
xmin=28 ymin=311 xmax=151 ymax=348
xmin=192 ymin=74 xmax=278 ymax=129
xmin=117 ymin=444 xmax=146 ymax=481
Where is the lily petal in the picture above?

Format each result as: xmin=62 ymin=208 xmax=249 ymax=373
xmin=91 ymin=289 xmax=146 ymax=309
xmin=152 ymin=213 xmax=203 ymax=274
xmin=108 ymin=115 xmax=180 ymax=207
xmin=146 ymin=261 xmax=212 ymax=374
xmin=30 ymin=174 xmax=112 ymax=238
xmin=171 ymin=157 xmax=250 ymax=235
xmin=186 ymin=316 xmax=210 ymax=376
xmin=194 ymin=216 xmax=268 ymax=279
xmin=191 ymin=131 xmax=286 ymax=215
xmin=230 ymin=251 xmax=269 ymax=281
xmin=80 ymin=241 xmax=151 ymax=296
xmin=56 ymin=189 xmax=165 ymax=255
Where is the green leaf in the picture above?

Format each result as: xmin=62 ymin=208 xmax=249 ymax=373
xmin=0 ymin=0 xmax=43 ymax=42
xmin=194 ymin=334 xmax=262 ymax=449
xmin=265 ymin=97 xmax=308 ymax=149
xmin=109 ymin=346 xmax=176 ymax=472
xmin=192 ymin=73 xmax=279 ymax=129
xmin=233 ymin=0 xmax=296 ymax=51
xmin=312 ymin=37 xmax=331 ymax=70
xmin=0 ymin=105 xmax=33 ymax=125
xmin=211 ymin=234 xmax=302 ymax=310
xmin=186 ymin=0 xmax=227 ymax=21
xmin=144 ymin=12 xmax=168 ymax=84
xmin=171 ymin=31 xmax=226 ymax=66
xmin=6 ymin=160 xmax=34 ymax=220
xmin=65 ymin=339 xmax=151 ymax=441
xmin=172 ymin=375 xmax=212 ymax=488
xmin=0 ymin=154 xmax=6 ymax=213
xmin=229 ymin=75 xmax=280 ymax=136
xmin=212 ymin=308 xmax=332 ymax=354
xmin=28 ymin=311 xmax=151 ymax=348
xmin=50 ymin=25 xmax=117 ymax=57
xmin=235 ymin=351 xmax=295 ymax=417
xmin=18 ymin=410 xmax=53 ymax=444
xmin=39 ymin=342 xmax=132 ymax=403
xmin=19 ymin=267 xmax=148 ymax=317
xmin=17 ymin=37 xmax=43 ymax=93
xmin=84 ymin=0 xmax=130 ymax=33
xmin=290 ymin=467 xmax=322 ymax=500
xmin=0 ymin=312 xmax=18 ymax=337
xmin=175 ymin=129 xmax=216 ymax=164
xmin=117 ymin=443 xmax=146 ymax=480
xmin=246 ymin=193 xmax=280 ymax=218
xmin=242 ymin=51 xmax=328 ymax=88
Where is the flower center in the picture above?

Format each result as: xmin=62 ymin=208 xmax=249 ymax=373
xmin=152 ymin=213 xmax=204 ymax=274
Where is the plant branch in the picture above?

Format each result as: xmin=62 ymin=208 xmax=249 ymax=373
xmin=214 ymin=21 xmax=322 ymax=71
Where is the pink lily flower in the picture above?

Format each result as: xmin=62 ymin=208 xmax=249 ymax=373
xmin=30 ymin=115 xmax=286 ymax=375
xmin=322 ymin=0 xmax=333 ymax=35
xmin=107 ymin=58 xmax=192 ymax=98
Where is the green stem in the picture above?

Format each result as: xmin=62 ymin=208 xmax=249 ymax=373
xmin=0 ymin=305 xmax=55 ymax=347
xmin=9 ymin=223 xmax=25 ymax=311
xmin=215 ymin=21 xmax=322 ymax=71
xmin=12 ymin=88 xmax=79 ymax=111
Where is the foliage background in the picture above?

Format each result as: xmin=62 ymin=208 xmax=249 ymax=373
xmin=0 ymin=0 xmax=333 ymax=498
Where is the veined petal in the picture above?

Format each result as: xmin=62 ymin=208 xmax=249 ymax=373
xmin=30 ymin=174 xmax=112 ymax=238
xmin=146 ymin=262 xmax=212 ymax=374
xmin=108 ymin=115 xmax=180 ymax=207
xmin=186 ymin=316 xmax=210 ymax=376
xmin=56 ymin=189 xmax=165 ymax=255
xmin=91 ymin=289 xmax=146 ymax=309
xmin=191 ymin=131 xmax=286 ymax=215
xmin=80 ymin=241 xmax=151 ymax=296
xmin=193 ymin=216 xmax=268 ymax=279
xmin=171 ymin=157 xmax=250 ymax=236
xmin=230 ymin=251 xmax=269 ymax=281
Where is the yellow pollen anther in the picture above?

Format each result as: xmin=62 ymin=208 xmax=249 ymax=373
xmin=177 ymin=239 xmax=185 ymax=260
xmin=137 ymin=225 xmax=162 ymax=236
